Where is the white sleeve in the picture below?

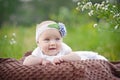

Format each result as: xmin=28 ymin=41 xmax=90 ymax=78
xmin=61 ymin=43 xmax=72 ymax=55
xmin=74 ymin=51 xmax=108 ymax=61
xmin=31 ymin=47 xmax=42 ymax=57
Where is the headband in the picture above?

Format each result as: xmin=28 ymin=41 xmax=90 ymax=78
xmin=36 ymin=22 xmax=67 ymax=42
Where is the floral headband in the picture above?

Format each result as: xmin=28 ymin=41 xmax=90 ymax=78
xmin=36 ymin=22 xmax=67 ymax=42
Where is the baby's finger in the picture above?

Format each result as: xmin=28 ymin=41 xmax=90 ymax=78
xmin=53 ymin=59 xmax=59 ymax=64
xmin=39 ymin=58 xmax=43 ymax=64
xmin=59 ymin=57 xmax=64 ymax=62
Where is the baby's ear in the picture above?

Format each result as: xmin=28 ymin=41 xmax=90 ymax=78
xmin=36 ymin=41 xmax=39 ymax=46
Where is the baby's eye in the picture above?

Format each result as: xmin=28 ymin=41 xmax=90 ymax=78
xmin=56 ymin=38 xmax=60 ymax=41
xmin=44 ymin=38 xmax=50 ymax=42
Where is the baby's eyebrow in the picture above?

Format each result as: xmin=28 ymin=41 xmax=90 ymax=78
xmin=43 ymin=37 xmax=50 ymax=39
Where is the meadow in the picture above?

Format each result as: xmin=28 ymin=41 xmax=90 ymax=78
xmin=0 ymin=20 xmax=120 ymax=61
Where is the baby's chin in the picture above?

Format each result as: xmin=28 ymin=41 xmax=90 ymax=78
xmin=46 ymin=50 xmax=59 ymax=56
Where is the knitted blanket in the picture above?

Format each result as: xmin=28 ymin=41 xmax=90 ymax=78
xmin=0 ymin=51 xmax=120 ymax=80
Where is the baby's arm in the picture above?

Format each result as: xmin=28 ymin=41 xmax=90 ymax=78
xmin=23 ymin=55 xmax=52 ymax=66
xmin=23 ymin=55 xmax=42 ymax=66
xmin=53 ymin=51 xmax=108 ymax=64
xmin=53 ymin=52 xmax=81 ymax=64
xmin=61 ymin=52 xmax=81 ymax=61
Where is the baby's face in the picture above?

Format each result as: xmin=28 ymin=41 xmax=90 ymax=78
xmin=38 ymin=29 xmax=62 ymax=56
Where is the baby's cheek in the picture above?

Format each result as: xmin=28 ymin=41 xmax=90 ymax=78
xmin=43 ymin=44 xmax=48 ymax=49
xmin=43 ymin=47 xmax=48 ymax=52
xmin=40 ymin=46 xmax=47 ymax=53
xmin=58 ymin=44 xmax=62 ymax=50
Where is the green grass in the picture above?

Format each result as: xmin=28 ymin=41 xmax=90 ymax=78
xmin=0 ymin=22 xmax=120 ymax=61
xmin=0 ymin=26 xmax=36 ymax=59
xmin=65 ymin=22 xmax=120 ymax=61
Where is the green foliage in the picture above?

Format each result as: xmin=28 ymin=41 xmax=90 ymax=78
xmin=76 ymin=0 xmax=120 ymax=32
xmin=0 ymin=26 xmax=36 ymax=59
xmin=0 ymin=0 xmax=75 ymax=26
xmin=0 ymin=0 xmax=20 ymax=27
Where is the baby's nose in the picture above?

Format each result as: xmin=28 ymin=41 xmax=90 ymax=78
xmin=50 ymin=40 xmax=56 ymax=45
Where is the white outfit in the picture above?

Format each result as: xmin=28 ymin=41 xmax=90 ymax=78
xmin=74 ymin=51 xmax=108 ymax=61
xmin=31 ymin=43 xmax=107 ymax=62
xmin=32 ymin=43 xmax=72 ymax=62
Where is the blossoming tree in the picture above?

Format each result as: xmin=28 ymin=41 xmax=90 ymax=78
xmin=76 ymin=0 xmax=120 ymax=32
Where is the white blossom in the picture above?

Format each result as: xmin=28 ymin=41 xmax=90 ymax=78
xmin=77 ymin=2 xmax=81 ymax=5
xmin=110 ymin=11 xmax=114 ymax=13
xmin=10 ymin=38 xmax=16 ymax=45
xmin=114 ymin=25 xmax=119 ymax=30
xmin=113 ymin=13 xmax=120 ymax=18
xmin=106 ymin=0 xmax=109 ymax=3
xmin=88 ymin=10 xmax=94 ymax=16
xmin=82 ymin=2 xmax=92 ymax=11
xmin=4 ymin=35 xmax=7 ymax=38
xmin=101 ymin=1 xmax=105 ymax=7
xmin=113 ymin=5 xmax=116 ymax=8
xmin=93 ymin=23 xmax=98 ymax=28
xmin=76 ymin=7 xmax=79 ymax=10
xmin=102 ymin=7 xmax=108 ymax=11
xmin=82 ymin=5 xmax=86 ymax=11
xmin=12 ymin=33 xmax=16 ymax=37
xmin=94 ymin=3 xmax=98 ymax=7
xmin=86 ymin=2 xmax=92 ymax=7
xmin=96 ymin=4 xmax=101 ymax=10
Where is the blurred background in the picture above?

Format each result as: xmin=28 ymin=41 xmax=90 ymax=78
xmin=0 ymin=0 xmax=120 ymax=61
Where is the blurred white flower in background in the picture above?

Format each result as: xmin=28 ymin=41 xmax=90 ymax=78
xmin=3 ymin=32 xmax=17 ymax=45
xmin=93 ymin=23 xmax=98 ymax=28
xmin=12 ymin=33 xmax=16 ymax=37
xmin=4 ymin=35 xmax=7 ymax=38
xmin=10 ymin=38 xmax=16 ymax=45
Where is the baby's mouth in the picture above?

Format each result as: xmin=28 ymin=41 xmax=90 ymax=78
xmin=49 ymin=48 xmax=56 ymax=50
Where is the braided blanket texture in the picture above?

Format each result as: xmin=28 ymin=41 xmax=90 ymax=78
xmin=0 ymin=51 xmax=120 ymax=80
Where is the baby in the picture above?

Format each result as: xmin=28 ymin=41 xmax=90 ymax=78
xmin=23 ymin=20 xmax=107 ymax=66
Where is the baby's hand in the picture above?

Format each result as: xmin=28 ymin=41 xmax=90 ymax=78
xmin=53 ymin=57 xmax=64 ymax=65
xmin=41 ymin=59 xmax=51 ymax=65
